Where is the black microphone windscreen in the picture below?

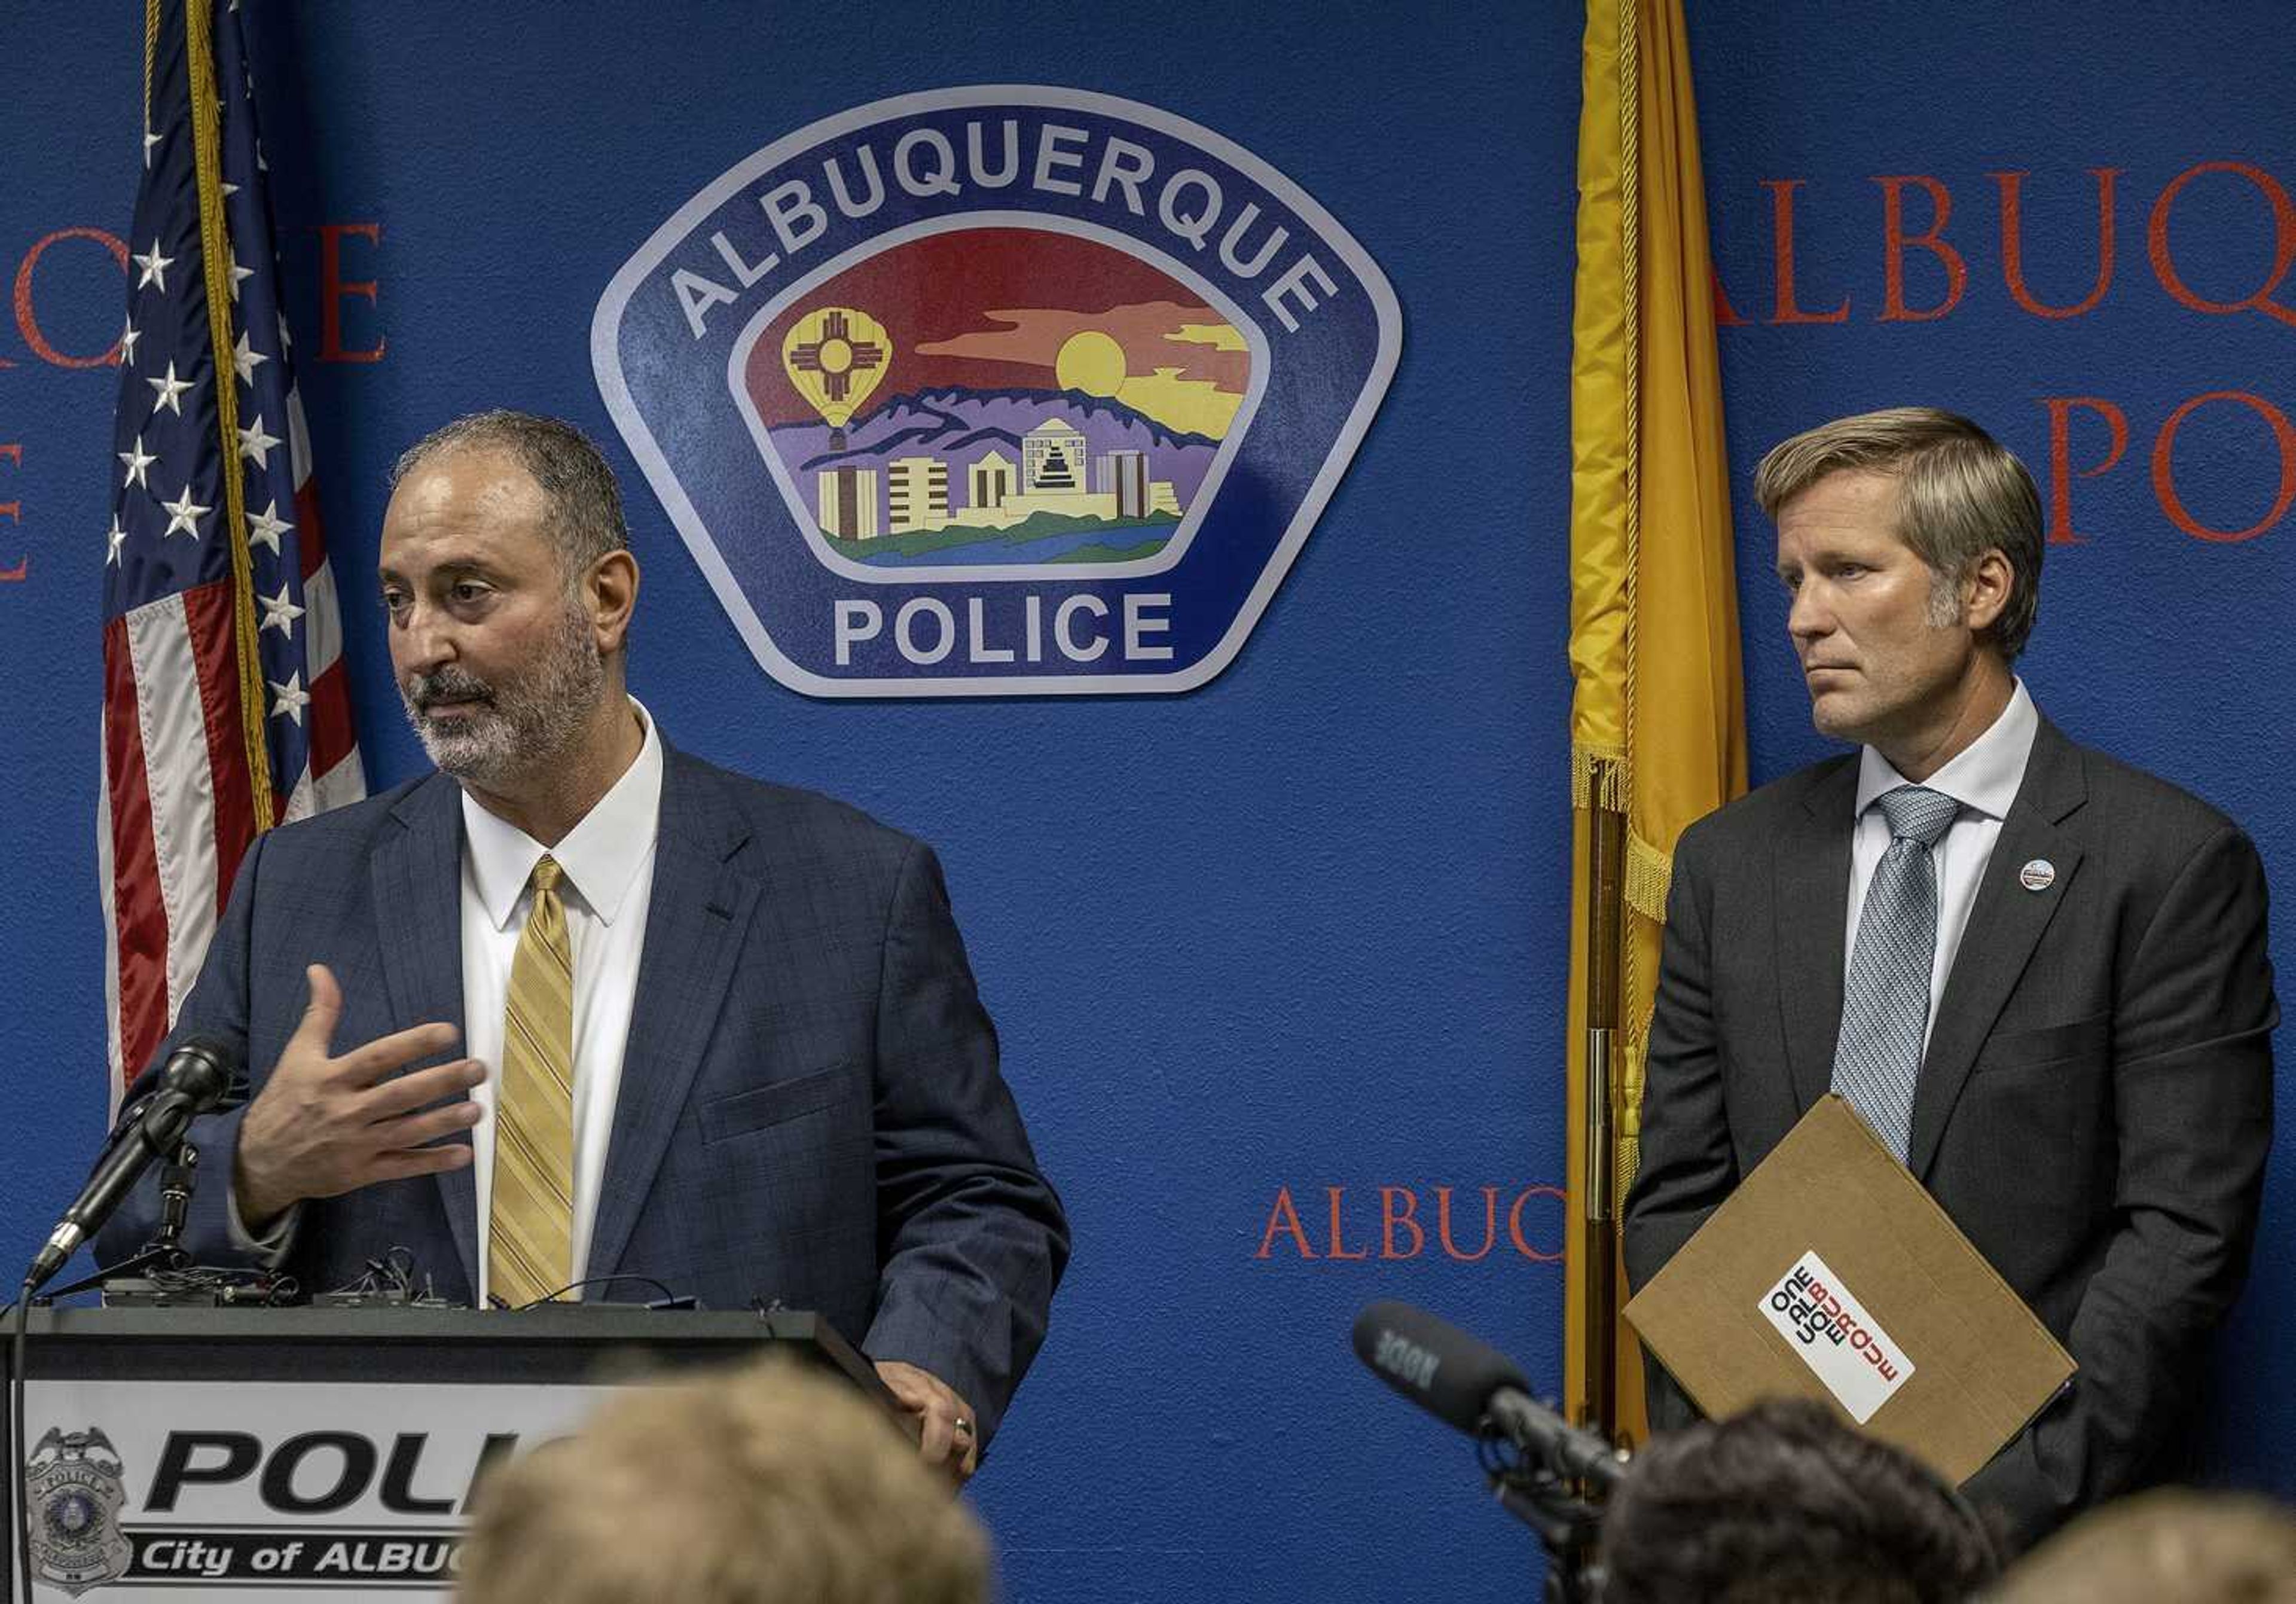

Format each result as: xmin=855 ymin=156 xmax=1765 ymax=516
xmin=1352 ymin=1300 xmax=1529 ymax=1435
xmin=157 ymin=1036 xmax=239 ymax=1111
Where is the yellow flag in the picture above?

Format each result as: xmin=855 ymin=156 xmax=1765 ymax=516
xmin=1563 ymin=0 xmax=1748 ymax=1444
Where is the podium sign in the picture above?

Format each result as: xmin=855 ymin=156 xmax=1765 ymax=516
xmin=7 ymin=1306 xmax=879 ymax=1601
xmin=19 ymin=1377 xmax=609 ymax=1596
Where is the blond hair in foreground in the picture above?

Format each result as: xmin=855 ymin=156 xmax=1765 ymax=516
xmin=456 ymin=1356 xmax=991 ymax=1604
xmin=1984 ymin=1487 xmax=2296 ymax=1604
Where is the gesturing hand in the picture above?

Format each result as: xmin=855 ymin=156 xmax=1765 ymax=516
xmin=233 ymin=965 xmax=485 ymax=1231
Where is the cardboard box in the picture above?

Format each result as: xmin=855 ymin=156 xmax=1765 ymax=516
xmin=1623 ymin=1094 xmax=2075 ymax=1485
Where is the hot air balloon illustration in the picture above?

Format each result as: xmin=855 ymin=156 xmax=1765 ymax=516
xmin=782 ymin=307 xmax=891 ymax=449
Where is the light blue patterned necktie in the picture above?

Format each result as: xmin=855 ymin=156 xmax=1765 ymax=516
xmin=1831 ymin=784 xmax=1962 ymax=1162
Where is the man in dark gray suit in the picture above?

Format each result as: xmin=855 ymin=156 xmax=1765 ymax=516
xmin=1623 ymin=408 xmax=2274 ymax=1548
xmin=102 ymin=411 xmax=1067 ymax=1476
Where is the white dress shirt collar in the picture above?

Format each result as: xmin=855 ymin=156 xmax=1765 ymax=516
xmin=460 ymin=698 xmax=665 ymax=929
xmin=1854 ymin=678 xmax=2039 ymax=825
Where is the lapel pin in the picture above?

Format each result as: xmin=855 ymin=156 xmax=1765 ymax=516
xmin=2018 ymin=859 xmax=2056 ymax=892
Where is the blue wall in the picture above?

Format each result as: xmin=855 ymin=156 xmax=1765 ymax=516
xmin=1 ymin=5 xmax=2288 ymax=1602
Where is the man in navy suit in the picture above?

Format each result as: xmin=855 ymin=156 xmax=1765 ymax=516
xmin=102 ymin=411 xmax=1068 ymax=1475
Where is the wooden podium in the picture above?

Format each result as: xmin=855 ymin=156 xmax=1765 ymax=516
xmin=5 ymin=1306 xmax=884 ymax=1601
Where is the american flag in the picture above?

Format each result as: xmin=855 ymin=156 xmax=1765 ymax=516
xmin=101 ymin=0 xmax=364 ymax=1111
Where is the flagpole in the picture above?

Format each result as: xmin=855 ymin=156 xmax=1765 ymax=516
xmin=1580 ymin=794 xmax=1625 ymax=1440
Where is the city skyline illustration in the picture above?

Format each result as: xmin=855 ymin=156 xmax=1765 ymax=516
xmin=744 ymin=228 xmax=1251 ymax=568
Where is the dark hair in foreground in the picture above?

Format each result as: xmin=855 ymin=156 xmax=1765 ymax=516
xmin=1598 ymin=1397 xmax=1999 ymax=1604
xmin=390 ymin=409 xmax=629 ymax=577
xmin=455 ymin=1356 xmax=990 ymax=1604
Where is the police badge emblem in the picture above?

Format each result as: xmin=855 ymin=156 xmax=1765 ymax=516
xmin=25 ymin=1427 xmax=132 ymax=1594
xmin=594 ymin=86 xmax=1400 ymax=696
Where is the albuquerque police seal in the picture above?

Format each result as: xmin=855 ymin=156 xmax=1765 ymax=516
xmin=25 ymin=1426 xmax=132 ymax=1594
xmin=592 ymin=86 xmax=1401 ymax=696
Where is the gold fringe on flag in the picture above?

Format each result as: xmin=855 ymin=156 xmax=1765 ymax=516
xmin=184 ymin=0 xmax=275 ymax=829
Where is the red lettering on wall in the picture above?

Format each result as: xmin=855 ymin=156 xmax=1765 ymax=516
xmin=317 ymin=222 xmax=387 ymax=362
xmin=0 ymin=443 xmax=24 ymax=582
xmin=1874 ymin=175 xmax=1966 ymax=322
xmin=1763 ymin=180 xmax=1850 ymax=324
xmin=2150 ymin=391 xmax=2296 ymax=543
xmin=1434 ymin=1186 xmax=1499 ymax=1262
xmin=1254 ymin=1187 xmax=1315 ymax=1260
xmin=2147 ymin=163 xmax=2296 ymax=329
xmin=2041 ymin=397 xmax=2128 ymax=545
xmin=14 ymin=228 xmax=130 ymax=368
xmin=1254 ymin=1184 xmax=1564 ymax=1264
xmin=1379 ymin=1187 xmax=1425 ymax=1260
xmin=1507 ymin=1184 xmax=1565 ymax=1264
xmin=1325 ymin=1187 xmax=1369 ymax=1261
xmin=1711 ymin=263 xmax=1750 ymax=328
xmin=1994 ymin=169 xmax=2119 ymax=319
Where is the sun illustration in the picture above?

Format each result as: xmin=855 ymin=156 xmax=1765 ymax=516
xmin=1055 ymin=330 xmax=1128 ymax=397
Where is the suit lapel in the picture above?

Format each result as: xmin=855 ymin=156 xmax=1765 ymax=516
xmin=1907 ymin=721 xmax=2087 ymax=1180
xmin=1776 ymin=760 xmax=1860 ymax=1115
xmin=585 ymin=750 xmax=761 ymax=1284
xmin=370 ymin=775 xmax=477 ymax=1292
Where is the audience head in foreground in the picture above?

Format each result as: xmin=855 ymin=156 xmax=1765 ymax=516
xmin=1984 ymin=1488 xmax=2296 ymax=1604
xmin=457 ymin=1358 xmax=991 ymax=1604
xmin=1598 ymin=1398 xmax=2001 ymax=1604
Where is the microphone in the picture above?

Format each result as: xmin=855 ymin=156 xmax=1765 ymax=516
xmin=1352 ymin=1300 xmax=1628 ymax=1489
xmin=25 ymin=1038 xmax=237 ymax=1292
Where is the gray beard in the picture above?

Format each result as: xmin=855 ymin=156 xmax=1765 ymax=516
xmin=400 ymin=605 xmax=606 ymax=788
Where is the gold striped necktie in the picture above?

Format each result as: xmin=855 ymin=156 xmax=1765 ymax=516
xmin=490 ymin=854 xmax=575 ymax=1307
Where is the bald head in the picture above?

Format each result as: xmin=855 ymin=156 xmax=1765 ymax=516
xmin=390 ymin=410 xmax=628 ymax=584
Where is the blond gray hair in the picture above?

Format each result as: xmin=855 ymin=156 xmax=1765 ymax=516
xmin=1754 ymin=407 xmax=2043 ymax=659
xmin=1984 ymin=1489 xmax=2296 ymax=1604
xmin=456 ymin=1358 xmax=990 ymax=1604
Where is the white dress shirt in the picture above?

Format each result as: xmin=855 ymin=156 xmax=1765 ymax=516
xmin=459 ymin=699 xmax=663 ymax=1304
xmin=1844 ymin=679 xmax=2040 ymax=1060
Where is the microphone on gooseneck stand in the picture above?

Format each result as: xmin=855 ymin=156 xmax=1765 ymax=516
xmin=24 ymin=1037 xmax=239 ymax=1294
xmin=1351 ymin=1300 xmax=1628 ymax=1490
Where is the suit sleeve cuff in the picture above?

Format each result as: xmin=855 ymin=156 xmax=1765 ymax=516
xmin=225 ymin=1187 xmax=300 ymax=1269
